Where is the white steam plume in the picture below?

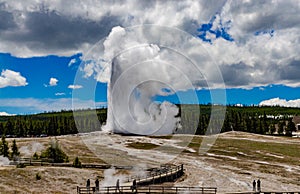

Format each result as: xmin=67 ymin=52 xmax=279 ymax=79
xmin=100 ymin=167 xmax=127 ymax=187
xmin=79 ymin=25 xmax=225 ymax=136
xmin=19 ymin=142 xmax=44 ymax=157
xmin=0 ymin=156 xmax=11 ymax=166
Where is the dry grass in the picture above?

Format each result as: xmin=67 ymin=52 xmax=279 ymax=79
xmin=0 ymin=166 xmax=103 ymax=194
xmin=126 ymin=142 xmax=159 ymax=150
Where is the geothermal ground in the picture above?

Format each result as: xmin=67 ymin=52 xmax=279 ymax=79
xmin=0 ymin=131 xmax=299 ymax=193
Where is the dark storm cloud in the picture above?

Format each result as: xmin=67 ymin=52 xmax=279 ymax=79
xmin=220 ymin=63 xmax=251 ymax=87
xmin=180 ymin=19 xmax=200 ymax=36
xmin=242 ymin=14 xmax=300 ymax=34
xmin=6 ymin=10 xmax=123 ymax=51
xmin=0 ymin=4 xmax=16 ymax=31
xmin=0 ymin=0 xmax=156 ymax=51
xmin=279 ymin=60 xmax=300 ymax=81
xmin=229 ymin=0 xmax=300 ymax=34
xmin=192 ymin=79 xmax=209 ymax=89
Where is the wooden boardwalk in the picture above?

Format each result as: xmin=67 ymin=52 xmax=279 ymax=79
xmin=123 ymin=164 xmax=184 ymax=186
xmin=76 ymin=164 xmax=217 ymax=194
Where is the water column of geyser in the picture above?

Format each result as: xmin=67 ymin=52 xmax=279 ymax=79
xmin=73 ymin=26 xmax=226 ymax=163
xmin=102 ymin=26 xmax=204 ymax=135
xmin=105 ymin=46 xmax=185 ymax=135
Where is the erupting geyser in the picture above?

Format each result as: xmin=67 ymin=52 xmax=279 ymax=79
xmin=102 ymin=26 xmax=199 ymax=135
xmin=105 ymin=48 xmax=182 ymax=135
xmin=76 ymin=25 xmax=226 ymax=136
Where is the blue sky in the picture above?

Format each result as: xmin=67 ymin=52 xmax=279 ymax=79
xmin=1 ymin=1 xmax=300 ymax=115
xmin=0 ymin=53 xmax=108 ymax=114
xmin=1 ymin=49 xmax=299 ymax=114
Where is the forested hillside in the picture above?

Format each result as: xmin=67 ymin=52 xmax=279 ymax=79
xmin=0 ymin=108 xmax=107 ymax=137
xmin=0 ymin=105 xmax=299 ymax=137
xmin=180 ymin=105 xmax=299 ymax=136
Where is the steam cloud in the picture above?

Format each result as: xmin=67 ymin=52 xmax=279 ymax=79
xmin=0 ymin=156 xmax=10 ymax=166
xmin=19 ymin=142 xmax=44 ymax=157
xmin=100 ymin=165 xmax=149 ymax=187
xmin=81 ymin=25 xmax=225 ymax=135
xmin=100 ymin=167 xmax=127 ymax=187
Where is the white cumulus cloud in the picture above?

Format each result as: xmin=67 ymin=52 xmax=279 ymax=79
xmin=68 ymin=58 xmax=77 ymax=67
xmin=0 ymin=69 xmax=28 ymax=88
xmin=68 ymin=84 xmax=82 ymax=89
xmin=259 ymin=97 xmax=300 ymax=108
xmin=0 ymin=112 xmax=16 ymax=116
xmin=55 ymin=92 xmax=65 ymax=96
xmin=49 ymin=77 xmax=58 ymax=86
xmin=0 ymin=98 xmax=107 ymax=114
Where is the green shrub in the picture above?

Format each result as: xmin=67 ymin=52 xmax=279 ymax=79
xmin=32 ymin=152 xmax=39 ymax=160
xmin=16 ymin=163 xmax=26 ymax=168
xmin=72 ymin=156 xmax=82 ymax=168
xmin=35 ymin=173 xmax=41 ymax=180
xmin=40 ymin=139 xmax=69 ymax=163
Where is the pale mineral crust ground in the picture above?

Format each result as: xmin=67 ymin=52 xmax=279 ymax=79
xmin=0 ymin=131 xmax=299 ymax=193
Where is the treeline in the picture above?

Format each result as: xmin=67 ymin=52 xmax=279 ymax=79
xmin=0 ymin=108 xmax=107 ymax=137
xmin=179 ymin=104 xmax=298 ymax=136
xmin=0 ymin=105 xmax=299 ymax=137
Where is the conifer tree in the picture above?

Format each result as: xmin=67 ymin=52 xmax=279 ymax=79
xmin=278 ymin=121 xmax=285 ymax=135
xmin=10 ymin=139 xmax=20 ymax=159
xmin=269 ymin=124 xmax=276 ymax=135
xmin=40 ymin=139 xmax=69 ymax=163
xmin=72 ymin=156 xmax=82 ymax=168
xmin=0 ymin=135 xmax=10 ymax=157
xmin=286 ymin=119 xmax=296 ymax=136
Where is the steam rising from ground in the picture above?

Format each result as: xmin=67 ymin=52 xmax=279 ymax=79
xmin=0 ymin=156 xmax=10 ymax=166
xmin=100 ymin=168 xmax=127 ymax=187
xmin=19 ymin=142 xmax=44 ymax=157
xmin=100 ymin=165 xmax=149 ymax=187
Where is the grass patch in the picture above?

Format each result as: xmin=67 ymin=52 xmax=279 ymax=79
xmin=179 ymin=135 xmax=300 ymax=166
xmin=126 ymin=142 xmax=159 ymax=149
xmin=187 ymin=142 xmax=201 ymax=150
xmin=77 ymin=157 xmax=106 ymax=164
xmin=213 ymin=138 xmax=300 ymax=165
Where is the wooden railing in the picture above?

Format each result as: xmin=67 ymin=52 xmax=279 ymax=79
xmin=127 ymin=164 xmax=184 ymax=186
xmin=77 ymin=188 xmax=300 ymax=194
xmin=77 ymin=185 xmax=217 ymax=194
xmin=228 ymin=192 xmax=300 ymax=194
xmin=11 ymin=157 xmax=111 ymax=169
